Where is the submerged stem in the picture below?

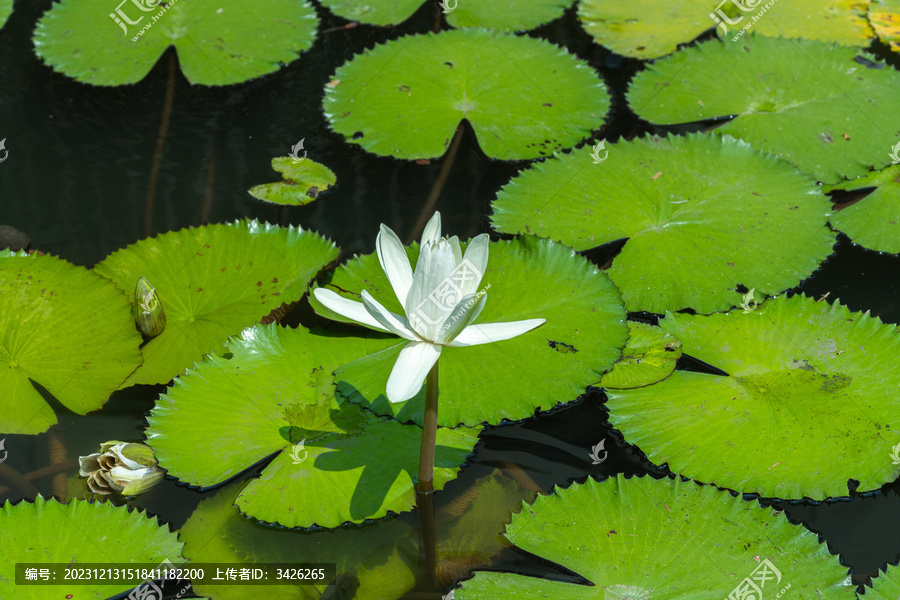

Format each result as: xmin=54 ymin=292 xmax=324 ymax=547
xmin=416 ymin=361 xmax=439 ymax=590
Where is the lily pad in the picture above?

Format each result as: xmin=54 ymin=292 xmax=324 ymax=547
xmin=94 ymin=219 xmax=338 ymax=386
xmin=312 ymin=235 xmax=628 ymax=427
xmin=147 ymin=324 xmax=478 ymax=527
xmin=598 ymin=322 xmax=682 ymax=389
xmin=0 ymin=251 xmax=143 ymax=435
xmin=870 ymin=0 xmax=900 ymax=52
xmin=868 ymin=562 xmax=900 ymax=599
xmin=491 ymin=134 xmax=836 ymax=314
xmin=0 ymin=0 xmax=12 ymax=30
xmin=825 ymin=164 xmax=900 ymax=253
xmin=323 ymin=29 xmax=610 ymax=160
xmin=248 ymin=157 xmax=337 ymax=206
xmin=627 ymin=35 xmax=900 ymax=184
xmin=445 ymin=0 xmax=574 ymax=32
xmin=0 ymin=496 xmax=184 ymax=599
xmin=456 ymin=475 xmax=851 ymax=598
xmin=606 ymin=294 xmax=900 ymax=499
xmin=577 ymin=0 xmax=873 ymax=60
xmin=33 ymin=0 xmax=318 ymax=86
xmin=179 ymin=479 xmax=417 ymax=600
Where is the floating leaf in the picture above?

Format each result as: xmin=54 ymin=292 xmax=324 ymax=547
xmin=598 ymin=322 xmax=682 ymax=389
xmin=868 ymin=562 xmax=900 ymax=599
xmin=870 ymin=0 xmax=900 ymax=51
xmin=0 ymin=0 xmax=12 ymax=30
xmin=491 ymin=134 xmax=836 ymax=314
xmin=147 ymin=324 xmax=478 ymax=527
xmin=312 ymin=235 xmax=628 ymax=427
xmin=323 ymin=29 xmax=610 ymax=160
xmin=94 ymin=219 xmax=338 ymax=386
xmin=577 ymin=0 xmax=873 ymax=60
xmin=317 ymin=0 xmax=424 ymax=26
xmin=248 ymin=157 xmax=337 ymax=206
xmin=0 ymin=496 xmax=184 ymax=599
xmin=446 ymin=0 xmax=574 ymax=32
xmin=33 ymin=0 xmax=318 ymax=86
xmin=456 ymin=475 xmax=851 ymax=599
xmin=0 ymin=251 xmax=142 ymax=434
xmin=628 ymin=35 xmax=900 ymax=184
xmin=826 ymin=164 xmax=900 ymax=253
xmin=607 ymin=295 xmax=900 ymax=499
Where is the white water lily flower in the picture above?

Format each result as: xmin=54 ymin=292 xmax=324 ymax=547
xmin=314 ymin=212 xmax=545 ymax=403
xmin=78 ymin=440 xmax=164 ymax=496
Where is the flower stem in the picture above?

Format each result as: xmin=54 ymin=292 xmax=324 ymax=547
xmin=416 ymin=361 xmax=439 ymax=590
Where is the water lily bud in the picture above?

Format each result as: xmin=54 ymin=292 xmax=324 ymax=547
xmin=134 ymin=277 xmax=166 ymax=337
xmin=78 ymin=440 xmax=164 ymax=496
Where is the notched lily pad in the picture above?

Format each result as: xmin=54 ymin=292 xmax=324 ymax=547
xmin=456 ymin=475 xmax=850 ymax=599
xmin=248 ymin=157 xmax=336 ymax=206
xmin=0 ymin=250 xmax=143 ymax=434
xmin=598 ymin=322 xmax=682 ymax=389
xmin=33 ymin=0 xmax=318 ymax=86
xmin=94 ymin=219 xmax=338 ymax=386
xmin=606 ymin=294 xmax=900 ymax=499
xmin=825 ymin=163 xmax=900 ymax=253
xmin=324 ymin=29 xmax=610 ymax=160
xmin=628 ymin=35 xmax=900 ymax=184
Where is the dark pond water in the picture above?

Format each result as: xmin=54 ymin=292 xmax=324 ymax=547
xmin=2 ymin=1 xmax=900 ymax=598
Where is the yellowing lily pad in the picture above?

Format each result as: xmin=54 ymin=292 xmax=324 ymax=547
xmin=870 ymin=0 xmax=900 ymax=51
xmin=324 ymin=29 xmax=610 ymax=160
xmin=606 ymin=294 xmax=900 ymax=499
xmin=248 ymin=157 xmax=337 ymax=206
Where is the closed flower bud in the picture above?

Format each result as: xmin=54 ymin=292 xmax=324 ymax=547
xmin=78 ymin=440 xmax=164 ymax=496
xmin=134 ymin=277 xmax=166 ymax=337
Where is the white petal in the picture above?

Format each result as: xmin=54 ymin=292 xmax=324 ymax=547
xmin=377 ymin=224 xmax=414 ymax=307
xmin=434 ymin=291 xmax=487 ymax=345
xmin=313 ymin=288 xmax=391 ymax=333
xmin=460 ymin=234 xmax=489 ymax=295
xmin=421 ymin=212 xmax=442 ymax=247
xmin=386 ymin=342 xmax=442 ymax=403
xmin=406 ymin=240 xmax=460 ymax=340
xmin=447 ymin=319 xmax=547 ymax=347
xmin=361 ymin=290 xmax=419 ymax=341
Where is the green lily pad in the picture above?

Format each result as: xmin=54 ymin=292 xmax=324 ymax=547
xmin=869 ymin=0 xmax=900 ymax=52
xmin=323 ymin=29 xmax=610 ymax=160
xmin=312 ymin=235 xmax=628 ymax=427
xmin=491 ymin=134 xmax=836 ymax=314
xmin=627 ymin=35 xmax=900 ymax=184
xmin=33 ymin=0 xmax=318 ymax=86
xmin=248 ymin=157 xmax=337 ymax=206
xmin=180 ymin=478 xmax=415 ymax=600
xmin=0 ymin=251 xmax=143 ymax=435
xmin=446 ymin=0 xmax=574 ymax=32
xmin=598 ymin=322 xmax=682 ymax=390
xmin=319 ymin=0 xmax=571 ymax=29
xmin=825 ymin=164 xmax=900 ymax=253
xmin=456 ymin=475 xmax=851 ymax=599
xmin=607 ymin=294 xmax=900 ymax=499
xmin=577 ymin=0 xmax=873 ymax=60
xmin=868 ymin=563 xmax=900 ymax=599
xmin=94 ymin=219 xmax=338 ymax=386
xmin=0 ymin=496 xmax=184 ymax=599
xmin=0 ymin=0 xmax=12 ymax=30
xmin=147 ymin=324 xmax=478 ymax=527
